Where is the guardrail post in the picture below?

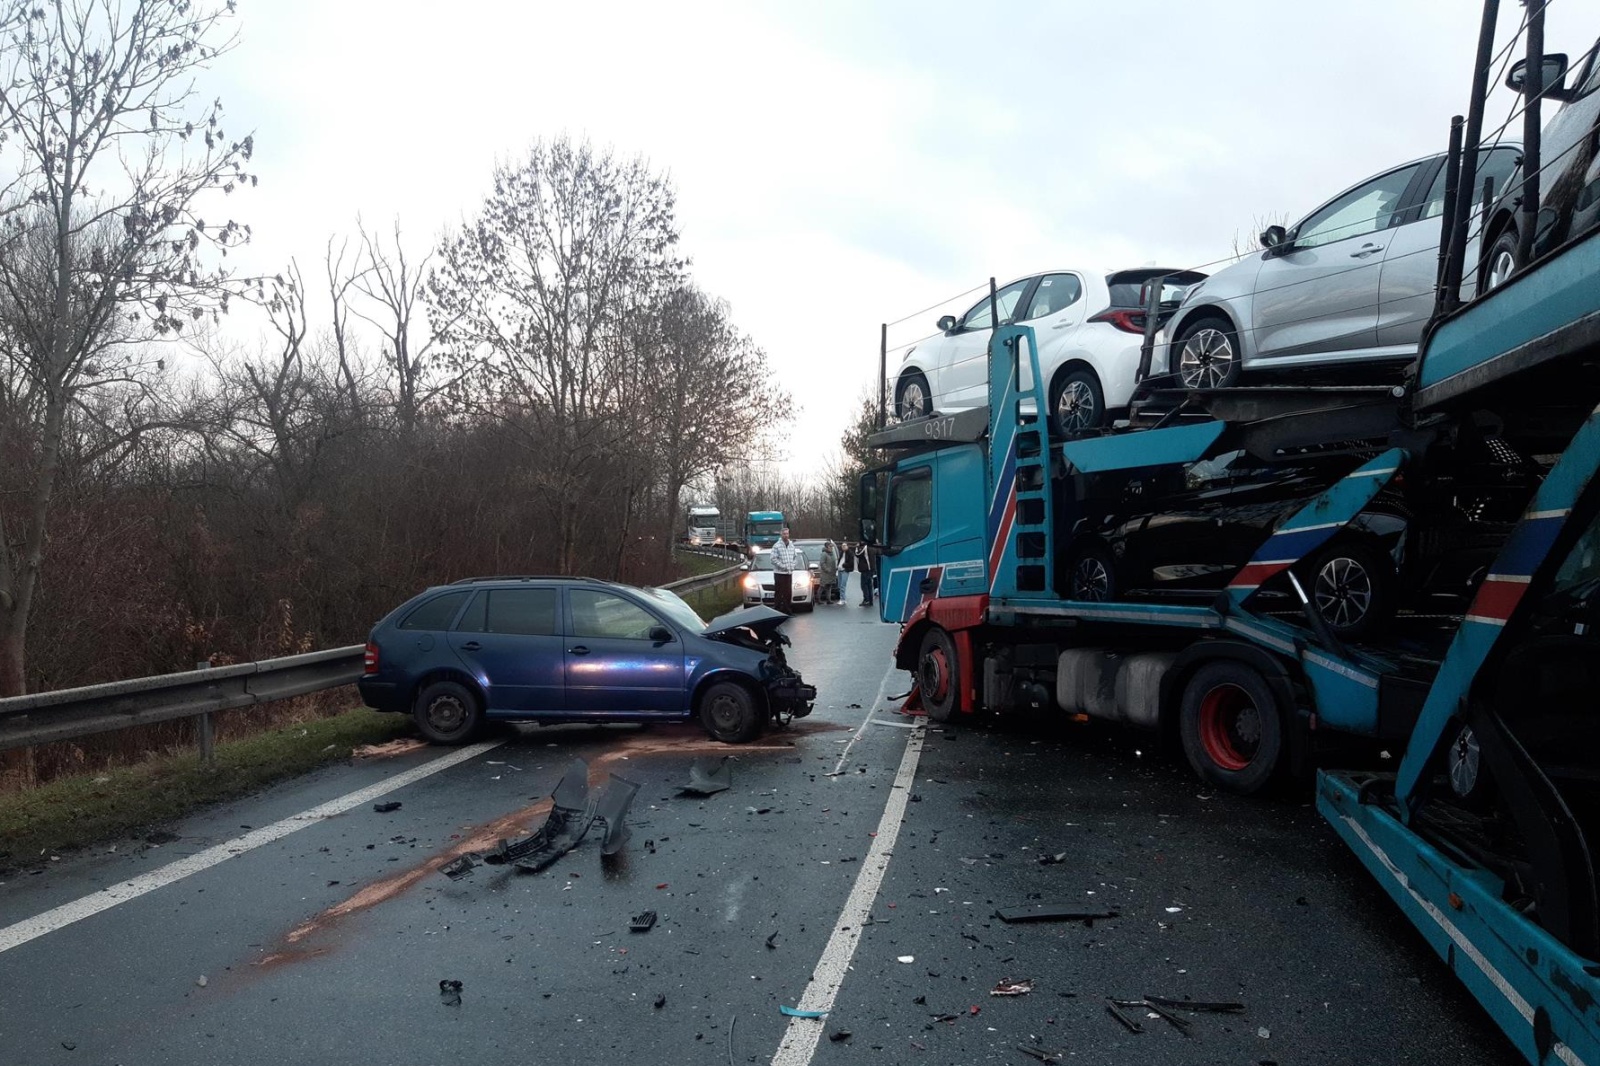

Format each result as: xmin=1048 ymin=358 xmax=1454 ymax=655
xmin=195 ymin=661 xmax=215 ymax=767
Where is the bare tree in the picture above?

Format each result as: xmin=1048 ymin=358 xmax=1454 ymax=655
xmin=635 ymin=284 xmax=787 ymax=571
xmin=0 ymin=0 xmax=254 ymax=699
xmin=350 ymin=218 xmax=448 ymax=432
xmin=428 ymin=135 xmax=683 ymax=573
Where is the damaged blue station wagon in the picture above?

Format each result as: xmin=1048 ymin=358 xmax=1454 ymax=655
xmin=358 ymin=576 xmax=815 ymax=744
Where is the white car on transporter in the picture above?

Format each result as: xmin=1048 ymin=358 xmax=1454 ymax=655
xmin=891 ymin=267 xmax=1205 ymax=434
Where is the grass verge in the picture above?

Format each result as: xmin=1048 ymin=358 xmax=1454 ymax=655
xmin=670 ymin=548 xmax=738 ymax=580
xmin=0 ymin=705 xmax=410 ymax=870
xmin=681 ymin=581 xmax=744 ymax=619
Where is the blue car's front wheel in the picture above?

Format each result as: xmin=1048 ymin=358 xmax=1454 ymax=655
xmin=699 ymin=680 xmax=763 ymax=744
xmin=414 ymin=680 xmax=485 ymax=745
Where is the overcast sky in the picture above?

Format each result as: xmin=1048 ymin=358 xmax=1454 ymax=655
xmin=208 ymin=0 xmax=1590 ymax=476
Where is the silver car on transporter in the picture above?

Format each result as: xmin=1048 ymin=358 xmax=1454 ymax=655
xmin=1157 ymin=145 xmax=1520 ymax=388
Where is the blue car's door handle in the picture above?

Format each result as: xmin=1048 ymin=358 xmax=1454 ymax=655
xmin=461 ymin=641 xmax=481 ymax=651
xmin=569 ymin=646 xmax=590 ymax=655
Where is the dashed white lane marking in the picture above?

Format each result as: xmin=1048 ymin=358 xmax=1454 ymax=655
xmin=829 ymin=663 xmax=903 ymax=776
xmin=0 ymin=740 xmax=503 ymax=955
xmin=771 ymin=718 xmax=925 ymax=1066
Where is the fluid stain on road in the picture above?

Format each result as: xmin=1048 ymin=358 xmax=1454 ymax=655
xmin=256 ymin=718 xmax=845 ymax=969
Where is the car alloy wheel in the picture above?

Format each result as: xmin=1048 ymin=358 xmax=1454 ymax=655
xmin=1487 ymin=245 xmax=1518 ymax=290
xmin=1071 ymin=553 xmax=1112 ymax=602
xmin=1178 ymin=327 xmax=1236 ymax=389
xmin=1313 ymin=554 xmax=1374 ymax=631
xmin=1055 ymin=378 xmax=1098 ymax=434
xmin=897 ymin=373 xmax=930 ymax=420
xmin=1448 ymin=722 xmax=1481 ymax=799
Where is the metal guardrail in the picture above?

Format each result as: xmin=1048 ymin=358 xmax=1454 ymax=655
xmin=0 ymin=561 xmax=750 ymax=756
xmin=0 ymin=645 xmax=365 ymax=754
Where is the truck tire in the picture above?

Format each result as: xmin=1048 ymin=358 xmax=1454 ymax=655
xmin=414 ymin=680 xmax=486 ymax=745
xmin=1178 ymin=661 xmax=1284 ymax=795
xmin=700 ymin=680 xmax=764 ymax=743
xmin=917 ymin=626 xmax=961 ymax=723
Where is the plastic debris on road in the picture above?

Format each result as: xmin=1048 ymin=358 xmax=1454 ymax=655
xmin=679 ymin=756 xmax=732 ymax=796
xmin=779 ymin=1005 xmax=828 ymax=1019
xmin=991 ymin=978 xmax=1034 ymax=997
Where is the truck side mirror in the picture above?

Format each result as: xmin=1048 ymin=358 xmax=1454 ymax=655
xmin=860 ymin=518 xmax=877 ymax=545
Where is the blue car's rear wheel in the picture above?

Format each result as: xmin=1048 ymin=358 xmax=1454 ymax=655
xmin=700 ymin=680 xmax=763 ymax=743
xmin=414 ymin=680 xmax=485 ymax=745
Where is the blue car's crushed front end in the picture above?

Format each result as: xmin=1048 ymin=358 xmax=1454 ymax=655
xmin=699 ymin=606 xmax=816 ymax=718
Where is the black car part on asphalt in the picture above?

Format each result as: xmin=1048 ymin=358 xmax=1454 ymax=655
xmin=440 ymin=758 xmax=639 ymax=880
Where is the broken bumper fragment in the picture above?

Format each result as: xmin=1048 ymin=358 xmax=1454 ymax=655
xmin=440 ymin=758 xmax=639 ymax=880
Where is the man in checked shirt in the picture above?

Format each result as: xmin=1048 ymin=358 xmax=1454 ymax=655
xmin=770 ymin=527 xmax=804 ymax=614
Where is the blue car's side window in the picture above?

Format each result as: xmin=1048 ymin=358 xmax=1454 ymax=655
xmin=398 ymin=590 xmax=470 ymax=631
xmin=486 ymin=589 xmax=560 ymax=635
xmin=569 ymin=590 xmax=660 ymax=640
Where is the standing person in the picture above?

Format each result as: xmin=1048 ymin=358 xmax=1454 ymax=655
xmin=838 ymin=539 xmax=854 ymax=604
xmin=855 ymin=540 xmax=875 ymax=607
xmin=819 ymin=540 xmax=839 ymax=604
xmin=771 ymin=528 xmax=801 ymax=614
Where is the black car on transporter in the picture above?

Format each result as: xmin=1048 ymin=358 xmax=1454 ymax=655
xmin=1060 ymin=436 xmax=1538 ymax=639
xmin=358 ymin=576 xmax=815 ymax=744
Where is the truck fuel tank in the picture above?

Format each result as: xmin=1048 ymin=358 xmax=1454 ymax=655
xmin=1056 ymin=648 xmax=1179 ymax=729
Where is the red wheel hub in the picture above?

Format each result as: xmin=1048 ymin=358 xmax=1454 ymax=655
xmin=1197 ymin=683 xmax=1260 ymax=772
xmin=920 ymin=646 xmax=951 ymax=703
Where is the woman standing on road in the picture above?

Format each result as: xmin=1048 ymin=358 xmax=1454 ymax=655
xmin=819 ymin=540 xmax=839 ymax=603
xmin=838 ymin=539 xmax=854 ymax=603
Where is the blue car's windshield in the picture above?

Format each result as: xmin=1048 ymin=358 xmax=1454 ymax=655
xmin=642 ymin=586 xmax=706 ymax=630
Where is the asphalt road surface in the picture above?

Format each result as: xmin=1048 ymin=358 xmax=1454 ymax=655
xmin=0 ymin=602 xmax=1517 ymax=1065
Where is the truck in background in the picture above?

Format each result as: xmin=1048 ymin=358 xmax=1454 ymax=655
xmin=684 ymin=505 xmax=722 ymax=547
xmin=744 ymin=511 xmax=785 ymax=552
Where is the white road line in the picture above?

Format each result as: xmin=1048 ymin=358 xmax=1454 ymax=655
xmin=0 ymin=740 xmax=503 ymax=955
xmin=830 ymin=663 xmax=903 ymax=776
xmin=772 ymin=721 xmax=925 ymax=1066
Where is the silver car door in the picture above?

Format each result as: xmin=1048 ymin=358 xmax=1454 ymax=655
xmin=1385 ymin=148 xmax=1521 ymax=333
xmin=1250 ymin=161 xmax=1428 ymax=364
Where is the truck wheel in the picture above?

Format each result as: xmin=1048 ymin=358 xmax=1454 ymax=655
xmin=414 ymin=680 xmax=486 ymax=745
xmin=700 ymin=680 xmax=764 ymax=743
xmin=1178 ymin=661 xmax=1284 ymax=795
xmin=917 ymin=627 xmax=961 ymax=723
